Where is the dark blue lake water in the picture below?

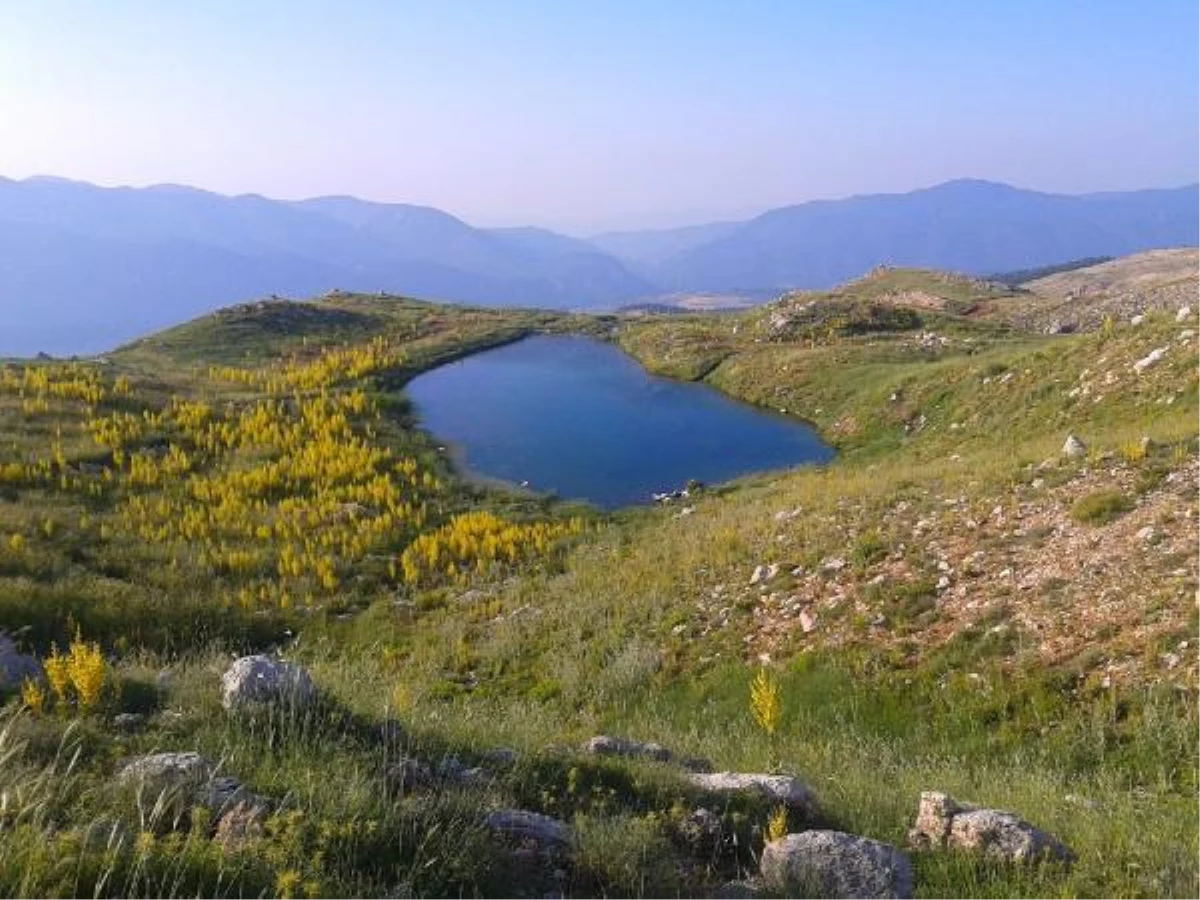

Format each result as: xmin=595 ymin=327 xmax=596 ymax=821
xmin=406 ymin=335 xmax=832 ymax=508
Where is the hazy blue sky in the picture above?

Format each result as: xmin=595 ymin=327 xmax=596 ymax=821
xmin=0 ymin=1 xmax=1196 ymax=232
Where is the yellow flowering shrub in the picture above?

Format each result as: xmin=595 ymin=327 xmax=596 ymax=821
xmin=400 ymin=511 xmax=583 ymax=587
xmin=750 ymin=668 xmax=781 ymax=736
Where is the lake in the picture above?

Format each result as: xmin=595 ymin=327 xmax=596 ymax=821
xmin=406 ymin=335 xmax=832 ymax=508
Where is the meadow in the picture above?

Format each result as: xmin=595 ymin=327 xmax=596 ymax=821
xmin=0 ymin=284 xmax=1195 ymax=897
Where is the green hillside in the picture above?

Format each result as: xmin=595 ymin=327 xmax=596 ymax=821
xmin=0 ymin=276 xmax=1195 ymax=898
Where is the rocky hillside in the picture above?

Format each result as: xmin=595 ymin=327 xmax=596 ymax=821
xmin=980 ymin=248 xmax=1199 ymax=334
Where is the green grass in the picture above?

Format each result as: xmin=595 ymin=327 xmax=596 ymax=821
xmin=0 ymin=285 xmax=1195 ymax=897
xmin=1070 ymin=490 xmax=1134 ymax=525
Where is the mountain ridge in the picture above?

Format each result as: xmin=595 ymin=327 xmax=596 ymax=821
xmin=0 ymin=175 xmax=1195 ymax=356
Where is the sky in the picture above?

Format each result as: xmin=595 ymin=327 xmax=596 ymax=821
xmin=0 ymin=1 xmax=1196 ymax=233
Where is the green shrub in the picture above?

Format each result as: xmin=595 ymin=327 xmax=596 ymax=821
xmin=1070 ymin=490 xmax=1133 ymax=525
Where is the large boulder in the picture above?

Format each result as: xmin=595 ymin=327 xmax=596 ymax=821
xmin=908 ymin=791 xmax=1073 ymax=864
xmin=118 ymin=751 xmax=214 ymax=790
xmin=118 ymin=752 xmax=250 ymax=815
xmin=760 ymin=830 xmax=914 ymax=899
xmin=0 ymin=632 xmax=41 ymax=691
xmin=220 ymin=655 xmax=315 ymax=712
xmin=688 ymin=771 xmax=819 ymax=818
xmin=119 ymin=752 xmax=276 ymax=835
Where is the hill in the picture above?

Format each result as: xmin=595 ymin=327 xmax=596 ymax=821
xmin=606 ymin=180 xmax=1198 ymax=293
xmin=2 ymin=176 xmax=1195 ymax=357
xmin=0 ymin=177 xmax=652 ymax=357
xmin=0 ymin=265 xmax=1195 ymax=897
xmin=1017 ymin=247 xmax=1200 ymax=331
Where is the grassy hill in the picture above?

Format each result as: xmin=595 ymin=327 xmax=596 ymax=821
xmin=0 ymin=268 xmax=1195 ymax=898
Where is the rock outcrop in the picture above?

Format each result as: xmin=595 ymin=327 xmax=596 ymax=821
xmin=220 ymin=655 xmax=315 ymax=712
xmin=908 ymin=791 xmax=1074 ymax=864
xmin=760 ymin=830 xmax=913 ymax=899
xmin=118 ymin=752 xmax=257 ymax=817
xmin=688 ymin=771 xmax=818 ymax=818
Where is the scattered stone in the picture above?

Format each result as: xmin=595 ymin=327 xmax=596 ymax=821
xmin=584 ymin=734 xmax=672 ymax=762
xmin=1176 ymin=306 xmax=1191 ymax=322
xmin=583 ymin=734 xmax=711 ymax=772
xmin=485 ymin=809 xmax=572 ymax=847
xmin=676 ymin=807 xmax=725 ymax=856
xmin=386 ymin=756 xmax=433 ymax=792
xmin=821 ymin=557 xmax=847 ymax=573
xmin=1135 ymin=526 xmax=1157 ymax=543
xmin=1061 ymin=434 xmax=1087 ymax=458
xmin=118 ymin=752 xmax=253 ymax=817
xmin=1130 ymin=314 xmax=1145 ymax=326
xmin=0 ymin=632 xmax=41 ymax=691
xmin=213 ymin=799 xmax=270 ymax=850
xmin=436 ymin=756 xmax=489 ymax=786
xmin=908 ymin=791 xmax=1073 ymax=864
xmin=1132 ymin=347 xmax=1168 ymax=373
xmin=688 ymin=772 xmax=818 ymax=818
xmin=760 ymin=830 xmax=914 ymax=899
xmin=112 ymin=712 xmax=147 ymax=732
xmin=119 ymin=751 xmax=214 ymax=790
xmin=221 ymin=655 xmax=316 ymax=712
xmin=750 ymin=564 xmax=779 ymax=585
xmin=799 ymin=609 xmax=819 ymax=633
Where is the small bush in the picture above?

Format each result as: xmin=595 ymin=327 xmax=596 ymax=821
xmin=1070 ymin=490 xmax=1133 ymax=525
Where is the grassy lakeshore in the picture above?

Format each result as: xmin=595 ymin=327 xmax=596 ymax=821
xmin=0 ymin=282 xmax=1196 ymax=897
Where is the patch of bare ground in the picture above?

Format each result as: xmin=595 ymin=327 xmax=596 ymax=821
xmin=692 ymin=454 xmax=1198 ymax=688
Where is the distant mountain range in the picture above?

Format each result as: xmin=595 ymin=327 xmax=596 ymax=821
xmin=0 ymin=175 xmax=1195 ymax=355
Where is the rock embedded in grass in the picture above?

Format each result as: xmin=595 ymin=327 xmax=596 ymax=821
xmin=484 ymin=809 xmax=573 ymax=847
xmin=220 ymin=654 xmax=316 ymax=712
xmin=907 ymin=790 xmax=1074 ymax=864
xmin=213 ymin=799 xmax=270 ymax=850
xmin=385 ymin=756 xmax=434 ymax=792
xmin=1061 ymin=434 xmax=1087 ymax=457
xmin=118 ymin=752 xmax=259 ymax=818
xmin=760 ymin=830 xmax=913 ymax=899
xmin=1132 ymin=346 xmax=1168 ymax=373
xmin=583 ymin=734 xmax=714 ymax=772
xmin=583 ymin=734 xmax=672 ymax=762
xmin=688 ymin=771 xmax=819 ymax=818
